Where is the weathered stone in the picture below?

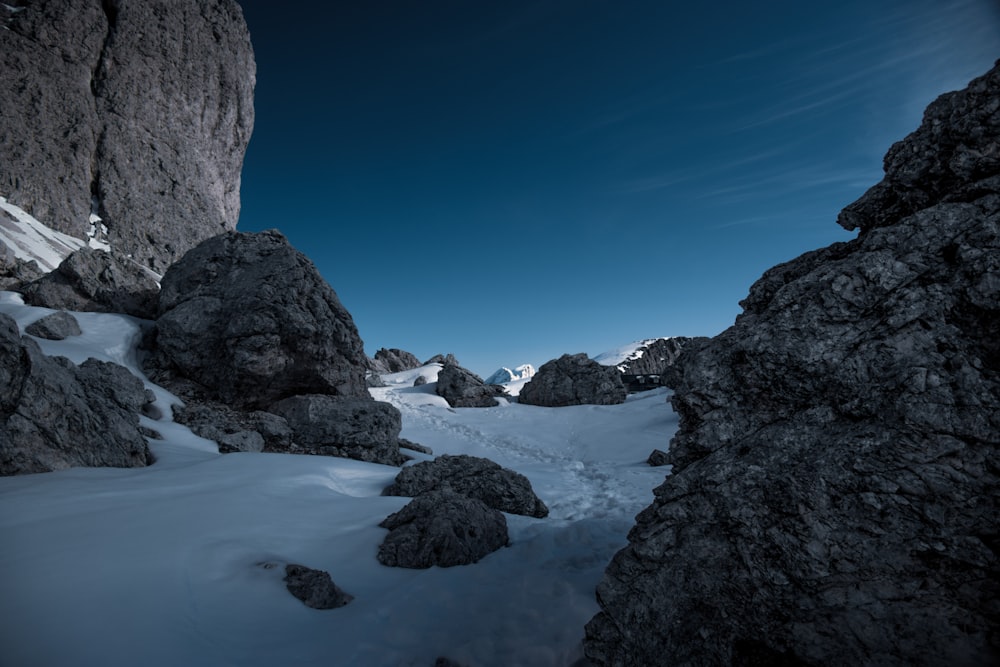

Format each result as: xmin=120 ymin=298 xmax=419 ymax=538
xmin=0 ymin=243 xmax=43 ymax=291
xmin=384 ymin=454 xmax=548 ymax=518
xmin=378 ymin=490 xmax=509 ymax=569
xmin=0 ymin=0 xmax=255 ymax=273
xmin=519 ymin=353 xmax=626 ymax=407
xmin=435 ymin=363 xmax=506 ymax=408
xmin=424 ymin=353 xmax=459 ymax=366
xmin=21 ymin=248 xmax=159 ymax=319
xmin=370 ymin=348 xmax=422 ymax=374
xmin=172 ymin=400 xmax=292 ymax=454
xmin=24 ymin=311 xmax=82 ymax=340
xmin=283 ymin=564 xmax=353 ymax=610
xmin=0 ymin=313 xmax=152 ymax=475
xmin=413 ymin=375 xmax=428 ymax=387
xmin=147 ymin=230 xmax=369 ymax=410
xmin=399 ymin=438 xmax=433 ymax=456
xmin=584 ymin=63 xmax=1000 ymax=667
xmin=268 ymin=394 xmax=404 ymax=466
xmin=646 ymin=449 xmax=669 ymax=467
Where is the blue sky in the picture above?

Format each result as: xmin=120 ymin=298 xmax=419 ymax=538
xmin=235 ymin=0 xmax=999 ymax=378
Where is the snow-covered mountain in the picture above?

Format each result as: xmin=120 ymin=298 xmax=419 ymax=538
xmin=484 ymin=363 xmax=536 ymax=385
xmin=593 ymin=337 xmax=670 ymax=372
xmin=0 ymin=195 xmax=108 ymax=271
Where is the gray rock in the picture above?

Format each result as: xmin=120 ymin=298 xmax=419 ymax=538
xmin=424 ymin=353 xmax=459 ymax=366
xmin=413 ymin=375 xmax=428 ymax=387
xmin=0 ymin=313 xmax=151 ymax=475
xmin=399 ymin=438 xmax=433 ymax=456
xmin=172 ymin=400 xmax=292 ymax=454
xmin=0 ymin=0 xmax=254 ymax=273
xmin=371 ymin=348 xmax=422 ymax=374
xmin=645 ymin=449 xmax=669 ymax=467
xmin=519 ymin=353 xmax=626 ymax=407
xmin=283 ymin=564 xmax=353 ymax=610
xmin=377 ymin=490 xmax=509 ymax=568
xmin=435 ymin=362 xmax=506 ymax=408
xmin=584 ymin=63 xmax=1000 ymax=667
xmin=383 ymin=454 xmax=548 ymax=518
xmin=20 ymin=248 xmax=160 ymax=319
xmin=268 ymin=394 xmax=404 ymax=466
xmin=0 ymin=243 xmax=43 ymax=291
xmin=24 ymin=311 xmax=82 ymax=340
xmin=148 ymin=230 xmax=370 ymax=409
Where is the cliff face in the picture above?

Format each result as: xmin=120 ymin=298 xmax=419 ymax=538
xmin=585 ymin=63 xmax=1000 ymax=666
xmin=0 ymin=0 xmax=255 ymax=273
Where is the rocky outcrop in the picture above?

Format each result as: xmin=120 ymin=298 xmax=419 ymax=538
xmin=147 ymin=230 xmax=370 ymax=410
xmin=369 ymin=348 xmax=422 ymax=375
xmin=519 ymin=353 xmax=626 ymax=407
xmin=377 ymin=490 xmax=509 ymax=569
xmin=584 ymin=63 xmax=1000 ymax=666
xmin=0 ymin=247 xmax=42 ymax=291
xmin=283 ymin=564 xmax=353 ymax=610
xmin=435 ymin=363 xmax=507 ymax=408
xmin=21 ymin=248 xmax=160 ymax=319
xmin=24 ymin=311 xmax=81 ymax=340
xmin=0 ymin=0 xmax=255 ymax=273
xmin=171 ymin=400 xmax=291 ymax=454
xmin=1 ymin=313 xmax=152 ymax=475
xmin=424 ymin=353 xmax=459 ymax=366
xmin=383 ymin=454 xmax=549 ymax=518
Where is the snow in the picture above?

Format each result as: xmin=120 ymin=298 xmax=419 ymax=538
xmin=0 ymin=294 xmax=678 ymax=667
xmin=484 ymin=363 xmax=536 ymax=385
xmin=593 ymin=337 xmax=675 ymax=372
xmin=0 ymin=195 xmax=91 ymax=271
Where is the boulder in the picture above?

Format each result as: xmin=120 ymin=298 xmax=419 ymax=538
xmin=268 ymin=395 xmax=404 ymax=466
xmin=283 ymin=564 xmax=353 ymax=610
xmin=171 ymin=400 xmax=292 ymax=454
xmin=377 ymin=490 xmax=509 ymax=569
xmin=519 ymin=353 xmax=626 ymax=407
xmin=370 ymin=348 xmax=422 ymax=374
xmin=0 ymin=0 xmax=254 ymax=273
xmin=0 ymin=313 xmax=152 ymax=475
xmin=435 ymin=363 xmax=506 ymax=408
xmin=584 ymin=63 xmax=1000 ymax=667
xmin=645 ymin=449 xmax=669 ymax=467
xmin=383 ymin=454 xmax=548 ymax=518
xmin=0 ymin=244 xmax=43 ymax=291
xmin=24 ymin=311 xmax=82 ymax=340
xmin=21 ymin=248 xmax=160 ymax=319
xmin=424 ymin=353 xmax=459 ymax=366
xmin=147 ymin=230 xmax=370 ymax=410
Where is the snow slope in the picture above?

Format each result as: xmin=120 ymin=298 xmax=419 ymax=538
xmin=0 ymin=293 xmax=677 ymax=667
xmin=484 ymin=364 xmax=536 ymax=385
xmin=0 ymin=195 xmax=109 ymax=271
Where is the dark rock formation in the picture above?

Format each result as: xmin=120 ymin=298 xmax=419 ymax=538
xmin=0 ymin=0 xmax=255 ymax=273
xmin=377 ymin=490 xmax=509 ymax=568
xmin=283 ymin=564 xmax=353 ymax=610
xmin=435 ymin=363 xmax=506 ymax=408
xmin=0 ymin=247 xmax=42 ymax=291
xmin=24 ymin=311 xmax=81 ymax=340
xmin=519 ymin=353 xmax=626 ymax=407
xmin=584 ymin=63 xmax=1000 ymax=666
xmin=383 ymin=454 xmax=549 ymax=518
xmin=413 ymin=375 xmax=428 ymax=387
xmin=645 ymin=449 xmax=669 ymax=467
xmin=657 ymin=336 xmax=711 ymax=390
xmin=147 ymin=230 xmax=370 ymax=410
xmin=268 ymin=395 xmax=404 ymax=466
xmin=613 ymin=336 xmax=711 ymax=390
xmin=425 ymin=353 xmax=459 ymax=366
xmin=399 ymin=438 xmax=433 ymax=456
xmin=171 ymin=400 xmax=290 ymax=454
xmin=21 ymin=248 xmax=159 ymax=319
xmin=370 ymin=348 xmax=422 ymax=375
xmin=1 ymin=313 xmax=151 ymax=475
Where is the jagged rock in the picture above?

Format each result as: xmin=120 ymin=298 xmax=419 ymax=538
xmin=24 ymin=311 xmax=82 ymax=340
xmin=424 ymin=353 xmax=459 ymax=366
xmin=657 ymin=337 xmax=711 ymax=390
xmin=435 ymin=363 xmax=506 ymax=408
xmin=519 ymin=353 xmax=626 ymax=407
xmin=268 ymin=395 xmax=404 ymax=466
xmin=646 ymin=449 xmax=669 ymax=467
xmin=399 ymin=438 xmax=433 ymax=456
xmin=413 ymin=375 xmax=428 ymax=387
xmin=147 ymin=230 xmax=370 ymax=410
xmin=370 ymin=348 xmax=422 ymax=374
xmin=584 ymin=63 xmax=1000 ymax=667
xmin=383 ymin=454 xmax=548 ymax=518
xmin=0 ymin=313 xmax=152 ymax=475
xmin=20 ymin=248 xmax=159 ymax=319
xmin=283 ymin=564 xmax=353 ymax=610
xmin=0 ymin=0 xmax=254 ymax=273
xmin=0 ymin=244 xmax=43 ymax=291
xmin=171 ymin=400 xmax=290 ymax=454
xmin=377 ymin=490 xmax=509 ymax=569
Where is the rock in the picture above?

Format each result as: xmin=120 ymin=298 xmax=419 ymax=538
xmin=171 ymin=400 xmax=286 ymax=454
xmin=283 ymin=564 xmax=353 ymax=610
xmin=24 ymin=311 xmax=82 ymax=340
xmin=424 ymin=353 xmax=459 ymax=366
xmin=657 ymin=337 xmax=711 ymax=390
xmin=268 ymin=395 xmax=404 ymax=466
xmin=0 ymin=313 xmax=152 ymax=475
xmin=519 ymin=353 xmax=626 ymax=407
xmin=610 ymin=336 xmax=711 ymax=391
xmin=584 ymin=63 xmax=1000 ymax=667
xmin=383 ymin=454 xmax=548 ymax=518
xmin=377 ymin=490 xmax=509 ymax=569
xmin=371 ymin=348 xmax=422 ymax=374
xmin=435 ymin=362 xmax=506 ymax=408
xmin=413 ymin=375 xmax=428 ymax=387
xmin=20 ymin=248 xmax=160 ymax=319
xmin=646 ymin=449 xmax=669 ymax=467
xmin=0 ymin=244 xmax=43 ymax=291
xmin=0 ymin=0 xmax=254 ymax=273
xmin=399 ymin=438 xmax=433 ymax=456
xmin=147 ymin=230 xmax=370 ymax=410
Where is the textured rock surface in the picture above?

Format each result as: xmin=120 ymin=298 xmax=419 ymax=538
xmin=283 ymin=564 xmax=353 ymax=610
xmin=24 ymin=311 xmax=81 ymax=340
xmin=268 ymin=395 xmax=404 ymax=466
xmin=21 ymin=248 xmax=160 ymax=319
xmin=435 ymin=363 xmax=506 ymax=408
xmin=147 ymin=230 xmax=370 ymax=409
xmin=383 ymin=454 xmax=549 ymax=518
xmin=377 ymin=490 xmax=509 ymax=569
xmin=519 ymin=353 xmax=626 ymax=407
xmin=0 ymin=247 xmax=42 ymax=291
xmin=0 ymin=0 xmax=255 ymax=273
xmin=645 ymin=449 xmax=669 ymax=467
xmin=585 ymin=63 xmax=1000 ymax=666
xmin=171 ymin=400 xmax=291 ymax=454
xmin=370 ymin=348 xmax=422 ymax=375
xmin=1 ymin=313 xmax=151 ymax=475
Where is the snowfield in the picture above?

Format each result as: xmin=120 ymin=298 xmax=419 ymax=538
xmin=0 ymin=293 xmax=677 ymax=667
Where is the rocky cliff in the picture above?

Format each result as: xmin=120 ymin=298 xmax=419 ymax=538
xmin=0 ymin=0 xmax=255 ymax=273
xmin=585 ymin=63 xmax=1000 ymax=665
